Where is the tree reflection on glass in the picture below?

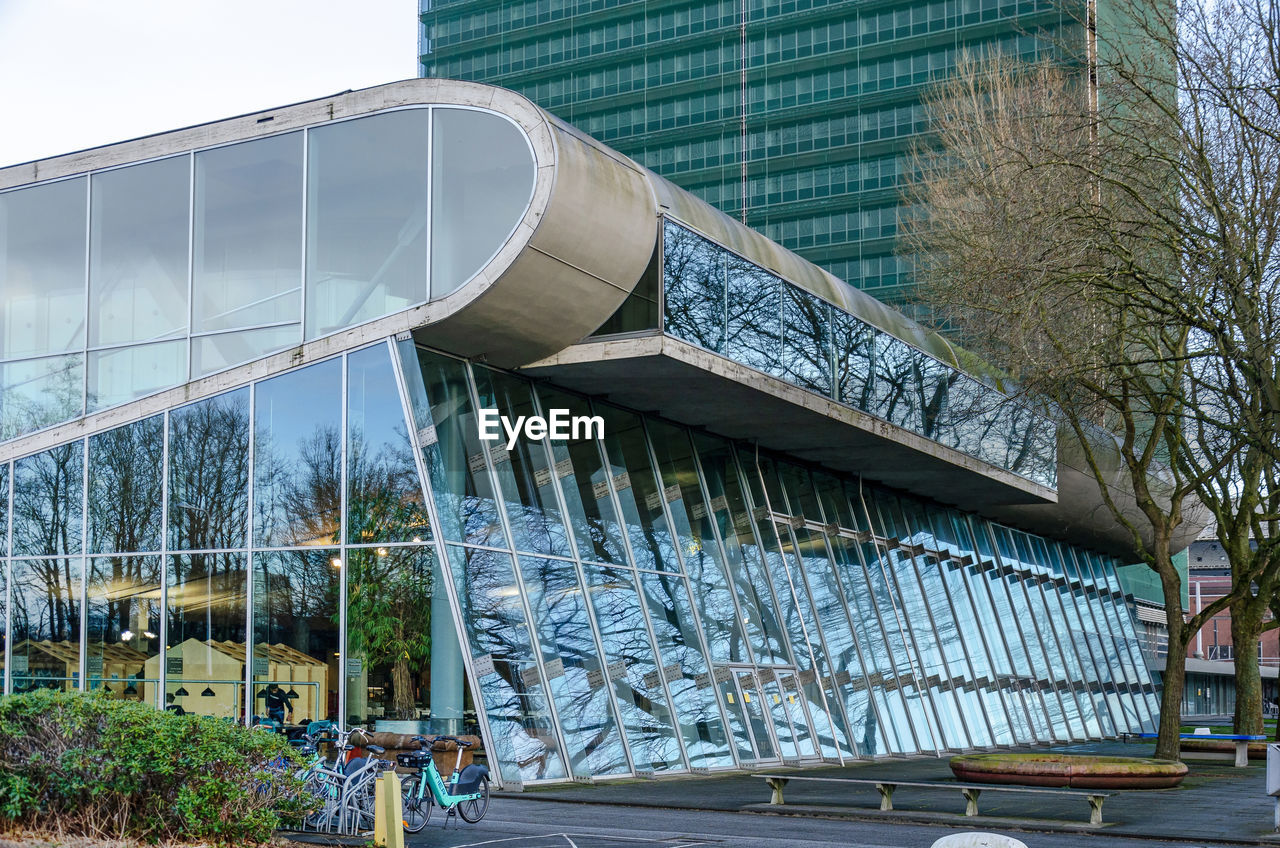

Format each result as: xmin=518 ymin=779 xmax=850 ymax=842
xmin=347 ymin=345 xmax=431 ymax=545
xmin=662 ymin=221 xmax=725 ymax=351
xmin=346 ymin=547 xmax=430 ymax=721
xmin=88 ymin=416 xmax=164 ymax=554
xmin=9 ymin=557 xmax=81 ymax=692
xmin=168 ymin=390 xmax=249 ymax=551
xmin=447 ymin=545 xmax=566 ymax=783
xmin=13 ymin=442 xmax=82 ymax=557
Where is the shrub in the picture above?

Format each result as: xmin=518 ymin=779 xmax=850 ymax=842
xmin=0 ymin=689 xmax=314 ymax=844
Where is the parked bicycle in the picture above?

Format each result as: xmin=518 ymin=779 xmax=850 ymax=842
xmin=397 ymin=734 xmax=491 ymax=831
xmin=292 ymin=727 xmax=395 ymax=836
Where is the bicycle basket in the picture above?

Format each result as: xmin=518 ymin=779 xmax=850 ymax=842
xmin=396 ymin=751 xmax=433 ymax=768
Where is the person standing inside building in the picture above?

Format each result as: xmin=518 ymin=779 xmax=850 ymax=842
xmin=259 ymin=682 xmax=295 ymax=724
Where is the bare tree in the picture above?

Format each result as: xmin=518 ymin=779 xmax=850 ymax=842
xmin=902 ymin=0 xmax=1280 ymax=751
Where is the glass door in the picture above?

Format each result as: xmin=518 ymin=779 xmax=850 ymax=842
xmin=729 ymin=667 xmax=781 ymax=764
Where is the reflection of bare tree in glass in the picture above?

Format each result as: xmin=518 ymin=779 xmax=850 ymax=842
xmin=782 ymin=286 xmax=831 ymax=392
xmin=662 ymin=223 xmax=726 ymax=351
xmin=0 ymin=356 xmax=82 ymax=440
xmin=523 ymin=558 xmax=626 ymax=775
xmin=724 ymin=255 xmax=780 ymax=372
xmin=346 ymin=425 xmax=428 ymax=544
xmin=834 ymin=314 xmax=877 ymax=411
xmin=169 ymin=394 xmax=249 ymax=551
xmin=451 ymin=547 xmax=563 ymax=781
xmin=11 ymin=443 xmax=83 ymax=679
xmin=255 ymin=425 xmax=342 ymax=548
xmin=88 ymin=417 xmax=164 ymax=554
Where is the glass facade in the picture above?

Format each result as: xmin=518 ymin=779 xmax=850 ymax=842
xmin=0 ymin=335 xmax=1157 ymax=782
xmin=0 ymin=85 xmax=1159 ymax=788
xmin=654 ymin=220 xmax=1055 ymax=487
xmin=419 ymin=0 xmax=1081 ymax=306
xmin=0 ymin=106 xmax=536 ymax=442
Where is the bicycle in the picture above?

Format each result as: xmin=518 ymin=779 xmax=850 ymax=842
xmin=296 ymin=727 xmax=395 ymax=836
xmin=397 ymin=735 xmax=491 ymax=831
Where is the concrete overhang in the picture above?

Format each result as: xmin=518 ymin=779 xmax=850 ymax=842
xmin=521 ymin=333 xmax=1057 ymax=509
xmin=522 ymin=333 xmax=1197 ymax=559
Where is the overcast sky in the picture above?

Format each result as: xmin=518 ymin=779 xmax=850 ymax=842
xmin=0 ymin=0 xmax=418 ymax=168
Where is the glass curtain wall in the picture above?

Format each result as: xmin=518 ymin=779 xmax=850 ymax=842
xmin=1 ymin=106 xmax=536 ymax=441
xmin=0 ymin=335 xmax=1161 ymax=785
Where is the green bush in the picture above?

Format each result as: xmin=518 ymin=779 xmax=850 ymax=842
xmin=0 ymin=689 xmax=315 ymax=844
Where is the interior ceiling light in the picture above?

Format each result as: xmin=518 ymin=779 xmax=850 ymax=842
xmin=173 ymin=686 xmax=189 ymax=697
xmin=201 ymin=687 xmax=216 ymax=697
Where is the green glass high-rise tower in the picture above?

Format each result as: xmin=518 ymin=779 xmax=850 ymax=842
xmin=419 ymin=0 xmax=1082 ymax=307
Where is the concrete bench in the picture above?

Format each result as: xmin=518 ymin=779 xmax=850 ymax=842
xmin=1131 ymin=732 xmax=1265 ymax=767
xmin=756 ymin=773 xmax=1113 ymax=826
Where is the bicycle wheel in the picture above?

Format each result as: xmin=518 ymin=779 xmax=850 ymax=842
xmin=400 ymin=775 xmax=432 ymax=833
xmin=456 ymin=776 xmax=490 ymax=823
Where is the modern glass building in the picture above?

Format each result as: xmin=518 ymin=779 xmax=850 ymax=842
xmin=418 ymin=0 xmax=1084 ymax=306
xmin=0 ymin=80 xmax=1174 ymax=787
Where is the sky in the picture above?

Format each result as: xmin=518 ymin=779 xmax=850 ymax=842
xmin=0 ymin=0 xmax=419 ymax=168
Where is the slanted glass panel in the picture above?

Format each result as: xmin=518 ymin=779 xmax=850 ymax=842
xmin=723 ymin=252 xmax=781 ymax=375
xmin=87 ymin=339 xmax=187 ymax=411
xmin=1039 ymin=537 xmax=1115 ymax=736
xmin=431 ymin=108 xmax=536 ymax=297
xmin=915 ymin=353 xmax=955 ymax=442
xmin=253 ymin=358 xmax=343 ymax=548
xmin=191 ymin=325 xmax=301 ymax=378
xmin=833 ymin=310 xmax=875 ymax=411
xmin=781 ymin=285 xmax=831 ymax=394
xmin=306 ymin=110 xmax=430 ymax=339
xmin=536 ymin=386 xmax=628 ymax=565
xmin=10 ymin=557 xmax=82 ymax=692
xmin=895 ymin=498 xmax=995 ymax=742
xmin=813 ymin=474 xmax=913 ymax=754
xmin=926 ymin=504 xmax=1025 ymax=745
xmin=582 ymin=563 xmax=685 ymax=772
xmin=596 ymin=404 xmax=679 ymax=572
xmin=0 ymin=353 xmax=84 ymax=440
xmin=165 ymin=552 xmax=247 ymax=719
xmin=88 ymin=415 xmax=163 ymax=554
xmin=996 ymin=527 xmax=1081 ymax=741
xmin=789 ymin=524 xmax=860 ymax=758
xmin=0 ymin=177 xmax=87 ymax=360
xmin=519 ymin=556 xmax=629 ymax=777
xmin=252 ymin=549 xmax=340 ymax=726
xmin=868 ymin=334 xmax=924 ymax=431
xmin=864 ymin=491 xmax=971 ymax=750
xmin=86 ymin=555 xmax=160 ymax=706
xmin=1022 ymin=533 xmax=1100 ymax=738
xmin=344 ymin=547 xmax=453 ymax=729
xmin=471 ymin=367 xmax=571 ymax=557
xmin=13 ymin=441 xmax=83 ymax=557
xmin=194 ymin=132 xmax=303 ymax=334
xmin=405 ymin=346 xmax=502 ymax=546
xmin=168 ymin=389 xmax=250 ymax=552
xmin=636 ymin=568 xmax=735 ymax=768
xmin=662 ymin=221 xmax=725 ymax=352
xmin=1062 ymin=546 xmax=1131 ymax=733
xmin=689 ymin=433 xmax=788 ymax=665
xmin=446 ymin=545 xmax=566 ymax=783
xmin=346 ymin=344 xmax=431 ymax=545
xmin=652 ymin=426 xmax=752 ymax=661
xmin=89 ymin=156 xmax=189 ymax=348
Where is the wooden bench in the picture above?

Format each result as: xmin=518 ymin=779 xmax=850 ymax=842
xmin=755 ymin=773 xmax=1113 ymax=826
xmin=1131 ymin=732 xmax=1265 ymax=767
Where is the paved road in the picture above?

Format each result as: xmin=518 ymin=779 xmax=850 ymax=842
xmin=401 ymin=798 xmax=1266 ymax=848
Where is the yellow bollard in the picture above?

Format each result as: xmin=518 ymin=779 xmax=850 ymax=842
xmin=373 ymin=771 xmax=405 ymax=848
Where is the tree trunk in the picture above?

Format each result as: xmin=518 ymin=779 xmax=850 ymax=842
xmin=1155 ymin=622 xmax=1188 ymax=760
xmin=392 ymin=657 xmax=416 ymax=720
xmin=1231 ymin=600 xmax=1265 ymax=735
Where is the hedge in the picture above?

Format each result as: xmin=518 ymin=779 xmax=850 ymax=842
xmin=0 ymin=690 xmax=314 ymax=844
